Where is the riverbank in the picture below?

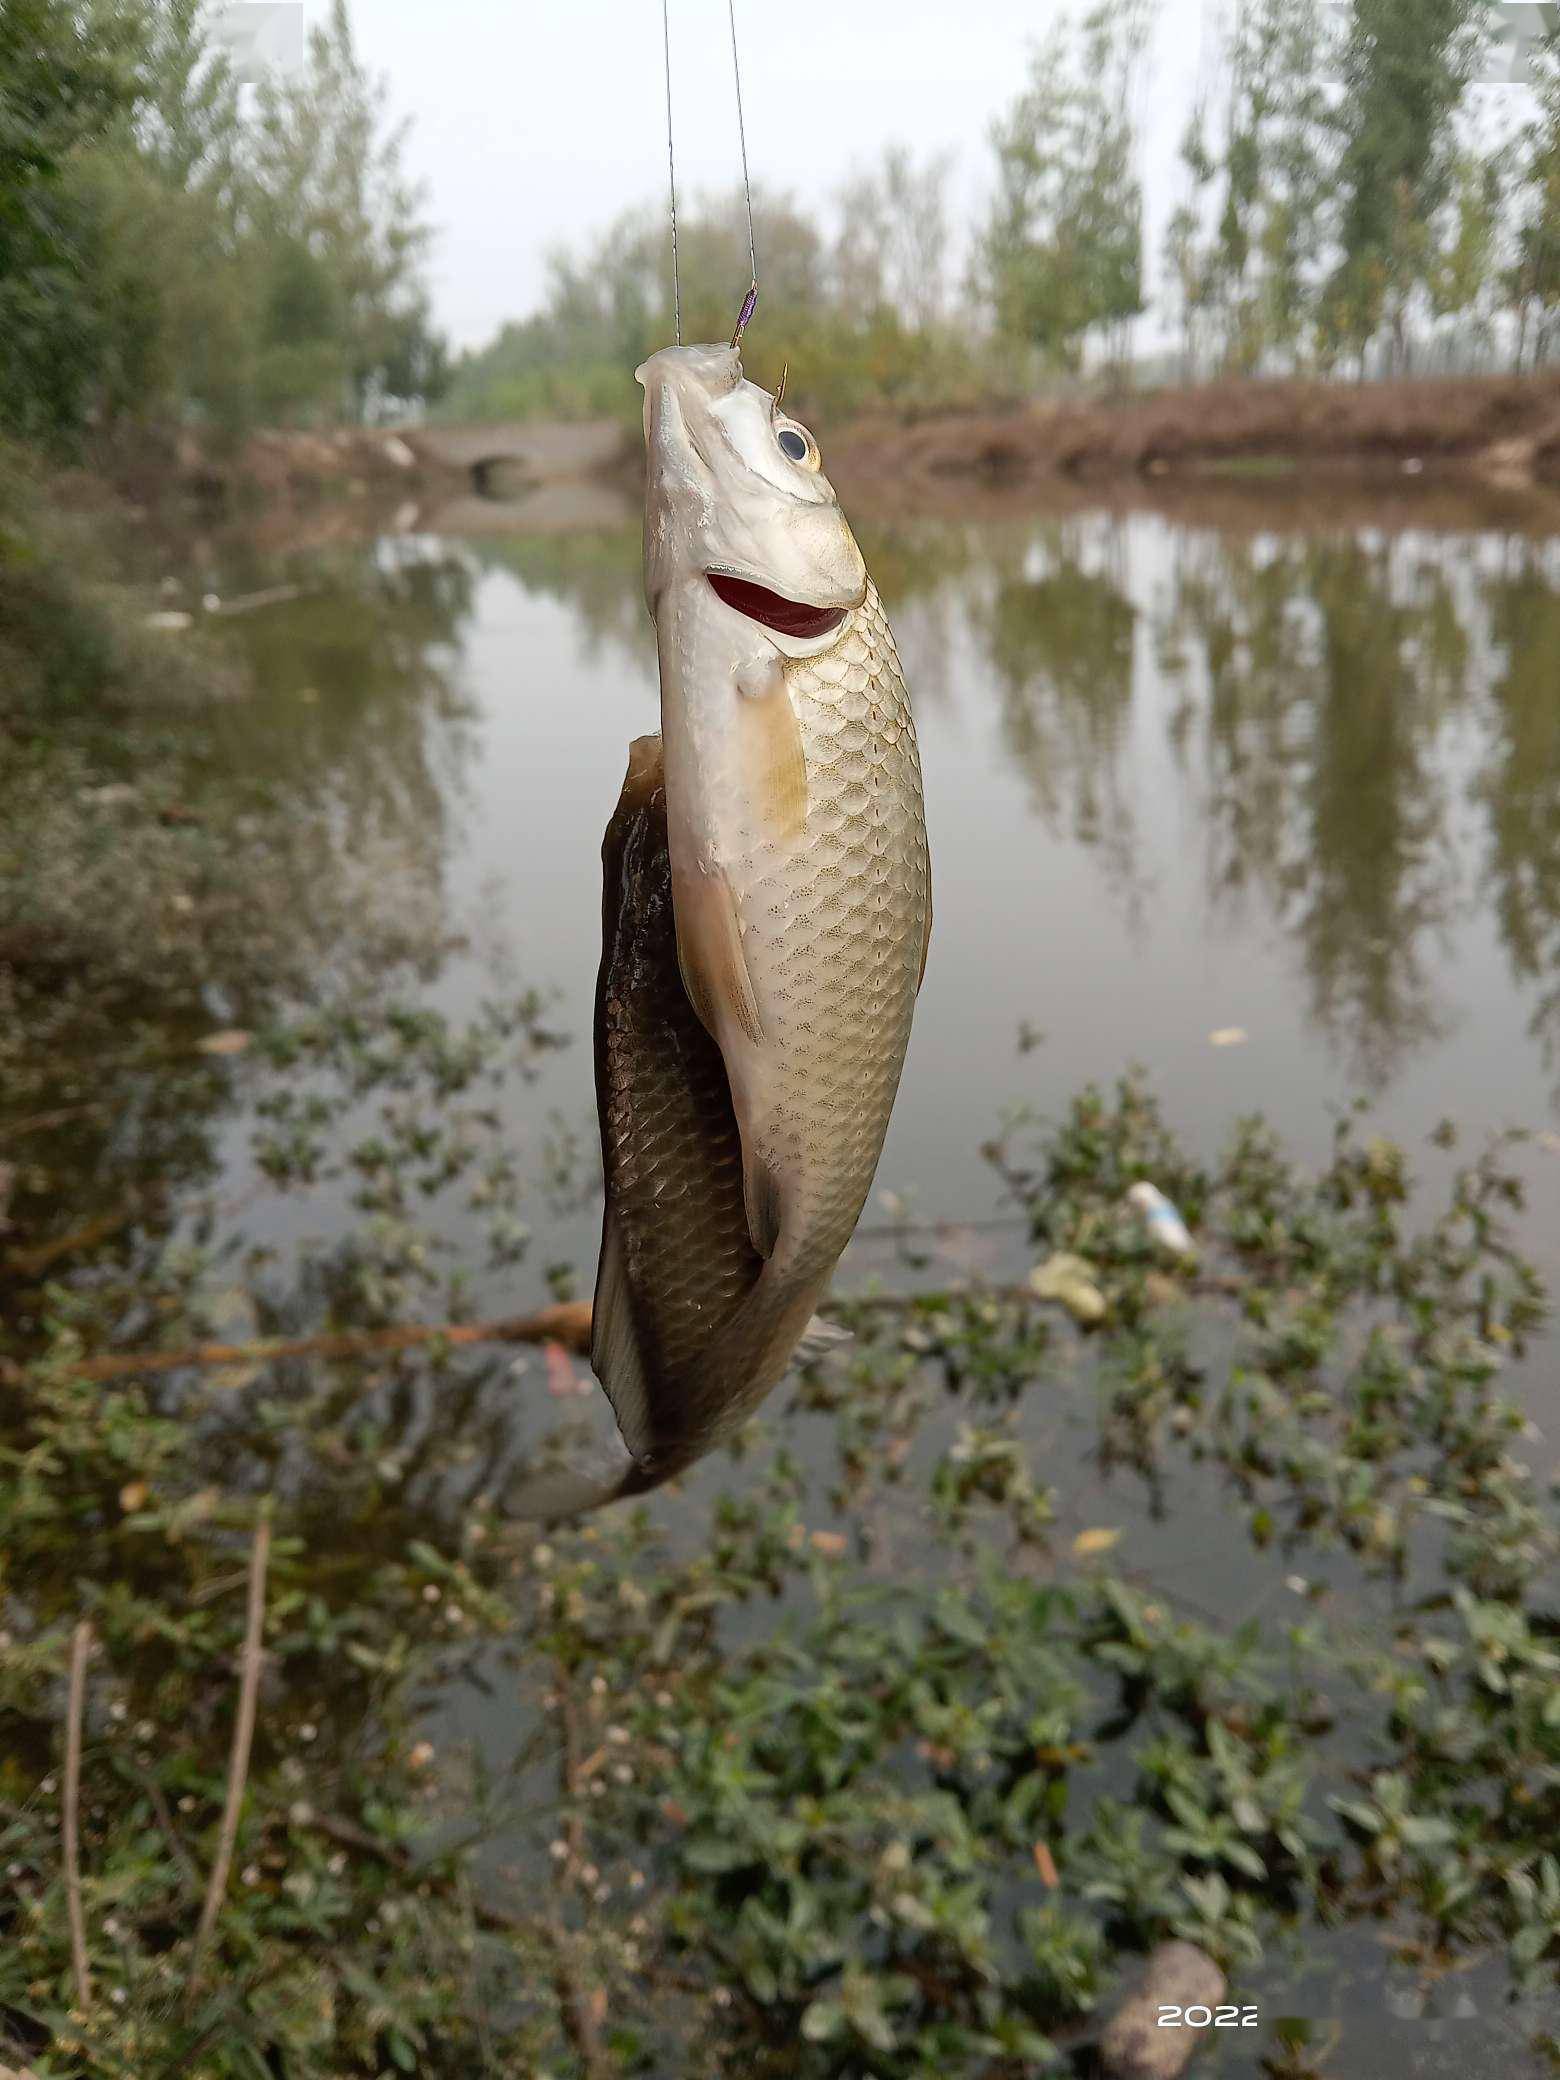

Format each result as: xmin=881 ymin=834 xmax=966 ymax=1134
xmin=77 ymin=370 xmax=1560 ymax=517
xmin=826 ymin=368 xmax=1560 ymax=492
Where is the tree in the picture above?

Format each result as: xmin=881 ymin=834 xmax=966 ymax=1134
xmin=1215 ymin=0 xmax=1335 ymax=372
xmin=1428 ymin=147 xmax=1502 ymax=361
xmin=979 ymin=0 xmax=1151 ymax=373
xmin=247 ymin=0 xmax=444 ymax=420
xmin=79 ymin=0 xmax=263 ymax=435
xmin=0 ymin=0 xmax=142 ymax=440
xmin=1321 ymin=0 xmax=1492 ymax=372
xmin=1163 ymin=113 xmax=1221 ymax=379
xmin=1504 ymin=19 xmax=1560 ymax=365
xmin=833 ymin=144 xmax=953 ymax=329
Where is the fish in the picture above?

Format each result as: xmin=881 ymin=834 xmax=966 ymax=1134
xmin=510 ymin=736 xmax=763 ymax=1516
xmin=516 ymin=343 xmax=930 ymax=1515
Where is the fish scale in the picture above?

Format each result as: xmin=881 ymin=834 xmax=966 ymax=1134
xmin=739 ymin=582 xmax=929 ymax=1284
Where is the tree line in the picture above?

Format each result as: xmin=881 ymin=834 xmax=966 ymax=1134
xmin=6 ymin=0 xmax=1560 ymax=450
xmin=0 ymin=0 xmax=446 ymax=451
xmin=447 ymin=0 xmax=1560 ymax=423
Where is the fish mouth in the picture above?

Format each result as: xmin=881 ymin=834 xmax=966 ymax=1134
xmin=706 ymin=571 xmax=847 ymax=640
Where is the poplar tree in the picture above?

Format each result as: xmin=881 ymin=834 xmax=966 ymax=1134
xmin=1321 ymin=0 xmax=1492 ymax=372
xmin=1215 ymin=0 xmax=1334 ymax=371
xmin=1504 ymin=18 xmax=1560 ymax=364
xmin=979 ymin=0 xmax=1151 ymax=373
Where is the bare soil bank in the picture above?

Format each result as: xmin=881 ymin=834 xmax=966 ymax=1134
xmin=825 ymin=370 xmax=1560 ymax=491
xmin=84 ymin=370 xmax=1560 ymax=517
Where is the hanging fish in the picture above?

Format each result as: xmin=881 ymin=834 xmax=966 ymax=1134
xmin=512 ymin=736 xmax=764 ymax=1514
xmin=516 ymin=345 xmax=930 ymax=1514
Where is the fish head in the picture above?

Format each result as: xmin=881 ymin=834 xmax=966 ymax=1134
xmin=636 ymin=343 xmax=867 ymax=649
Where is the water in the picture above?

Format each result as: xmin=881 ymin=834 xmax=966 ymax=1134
xmin=99 ymin=490 xmax=1560 ymax=1301
xmin=18 ymin=481 xmax=1560 ymax=1495
xmin=9 ymin=479 xmax=1560 ymax=2068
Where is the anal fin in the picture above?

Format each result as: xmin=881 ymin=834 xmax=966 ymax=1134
xmin=794 ymin=1313 xmax=853 ymax=1365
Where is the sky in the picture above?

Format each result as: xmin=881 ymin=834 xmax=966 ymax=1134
xmin=318 ymin=0 xmax=1543 ymax=354
xmin=343 ymin=0 xmax=1222 ymax=351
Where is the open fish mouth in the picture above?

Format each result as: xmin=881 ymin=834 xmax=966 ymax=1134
xmin=706 ymin=571 xmax=847 ymax=640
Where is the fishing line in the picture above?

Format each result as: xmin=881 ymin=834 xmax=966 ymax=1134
xmin=659 ymin=0 xmax=759 ymax=349
xmin=661 ymin=0 xmax=682 ymax=345
xmin=727 ymin=0 xmax=758 ymax=345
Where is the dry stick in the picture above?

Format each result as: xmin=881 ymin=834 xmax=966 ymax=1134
xmin=38 ymin=1273 xmax=1248 ymax=1394
xmin=189 ymin=1514 xmax=271 ymax=1993
xmin=62 ymin=1300 xmax=595 ymax=1385
xmin=0 ymin=1101 xmax=106 ymax=1139
xmin=6 ymin=1205 xmax=141 ymax=1281
xmin=63 ymin=1620 xmax=93 ymax=2012
xmin=551 ymin=1668 xmax=610 ymax=2080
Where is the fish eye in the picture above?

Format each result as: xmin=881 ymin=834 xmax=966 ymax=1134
xmin=776 ymin=424 xmax=816 ymax=467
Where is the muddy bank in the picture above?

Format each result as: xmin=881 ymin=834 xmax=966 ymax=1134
xmin=68 ymin=370 xmax=1560 ymax=528
xmin=824 ymin=369 xmax=1560 ymax=491
xmin=66 ymin=422 xmax=458 ymax=512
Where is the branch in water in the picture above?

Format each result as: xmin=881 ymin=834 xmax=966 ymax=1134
xmin=55 ymin=1302 xmax=595 ymax=1384
xmin=25 ymin=1275 xmax=1243 ymax=1391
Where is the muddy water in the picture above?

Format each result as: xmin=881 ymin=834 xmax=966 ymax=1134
xmin=9 ymin=483 xmax=1560 ymax=2069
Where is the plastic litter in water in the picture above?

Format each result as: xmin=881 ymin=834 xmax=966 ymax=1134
xmin=1127 ymin=1182 xmax=1196 ymax=1261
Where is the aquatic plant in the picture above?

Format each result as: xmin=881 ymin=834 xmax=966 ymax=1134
xmin=1 ymin=1002 xmax=1557 ymax=2076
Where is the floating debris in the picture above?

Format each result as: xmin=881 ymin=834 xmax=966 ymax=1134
xmin=1208 ymin=1026 xmax=1249 ymax=1048
xmin=1072 ymin=1526 xmax=1122 ymax=1558
xmin=1127 ymin=1181 xmax=1196 ymax=1260
xmin=1030 ymin=1251 xmax=1107 ymax=1325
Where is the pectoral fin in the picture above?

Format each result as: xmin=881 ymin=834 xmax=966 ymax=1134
xmin=668 ymin=864 xmax=784 ymax=1259
xmin=673 ymin=865 xmax=765 ymax=1049
xmin=735 ymin=655 xmax=807 ymax=842
xmin=589 ymin=1206 xmax=654 ymax=1457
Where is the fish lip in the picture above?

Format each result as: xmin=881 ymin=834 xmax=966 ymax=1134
xmin=705 ymin=568 xmax=860 ymax=640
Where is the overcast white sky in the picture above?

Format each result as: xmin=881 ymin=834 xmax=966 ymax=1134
xmin=342 ymin=0 xmax=1220 ymax=350
xmin=326 ymin=1 xmax=1541 ymax=352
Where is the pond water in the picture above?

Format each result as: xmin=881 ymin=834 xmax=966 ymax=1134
xmin=97 ymin=484 xmax=1560 ymax=1309
xmin=8 ymin=476 xmax=1560 ymax=2071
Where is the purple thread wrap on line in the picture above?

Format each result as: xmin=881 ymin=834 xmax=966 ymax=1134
xmin=731 ymin=284 xmax=758 ymax=347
